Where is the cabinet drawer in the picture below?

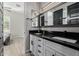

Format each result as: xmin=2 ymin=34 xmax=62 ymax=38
xmin=37 ymin=49 xmax=44 ymax=56
xmin=38 ymin=45 xmax=44 ymax=51
xmin=38 ymin=44 xmax=43 ymax=48
xmin=37 ymin=42 xmax=43 ymax=47
xmin=37 ymin=44 xmax=44 ymax=56
xmin=37 ymin=38 xmax=43 ymax=42
xmin=45 ymin=39 xmax=78 ymax=56
xmin=37 ymin=38 xmax=44 ymax=45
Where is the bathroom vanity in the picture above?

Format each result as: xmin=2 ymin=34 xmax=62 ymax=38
xmin=30 ymin=2 xmax=79 ymax=56
xmin=29 ymin=30 xmax=79 ymax=56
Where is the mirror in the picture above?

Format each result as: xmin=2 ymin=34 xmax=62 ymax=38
xmin=39 ymin=2 xmax=79 ymax=27
xmin=32 ymin=17 xmax=38 ymax=27
xmin=67 ymin=2 xmax=79 ymax=26
xmin=53 ymin=9 xmax=63 ymax=26
xmin=40 ymin=14 xmax=44 ymax=26
xmin=44 ymin=11 xmax=53 ymax=26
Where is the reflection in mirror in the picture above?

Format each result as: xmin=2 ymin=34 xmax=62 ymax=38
xmin=47 ymin=11 xmax=53 ymax=26
xmin=44 ymin=11 xmax=53 ymax=26
xmin=53 ymin=9 xmax=63 ymax=26
xmin=67 ymin=2 xmax=79 ymax=25
xmin=40 ymin=14 xmax=44 ymax=26
xmin=63 ymin=7 xmax=68 ymax=25
xmin=32 ymin=17 xmax=38 ymax=27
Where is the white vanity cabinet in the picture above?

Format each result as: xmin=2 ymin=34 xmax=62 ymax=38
xmin=44 ymin=46 xmax=55 ymax=56
xmin=30 ymin=34 xmax=44 ymax=56
xmin=44 ymin=39 xmax=64 ymax=56
xmin=36 ymin=37 xmax=44 ymax=56
xmin=45 ymin=47 xmax=64 ymax=56
xmin=30 ymin=34 xmax=79 ymax=56
xmin=44 ymin=39 xmax=79 ymax=56
xmin=45 ymin=46 xmax=65 ymax=56
xmin=44 ymin=39 xmax=65 ymax=56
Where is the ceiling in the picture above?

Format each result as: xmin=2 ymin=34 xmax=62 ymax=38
xmin=4 ymin=2 xmax=24 ymax=13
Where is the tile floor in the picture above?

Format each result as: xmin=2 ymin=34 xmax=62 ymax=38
xmin=4 ymin=37 xmax=31 ymax=56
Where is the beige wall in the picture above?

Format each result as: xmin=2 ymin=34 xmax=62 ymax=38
xmin=4 ymin=10 xmax=25 ymax=39
xmin=10 ymin=11 xmax=25 ymax=39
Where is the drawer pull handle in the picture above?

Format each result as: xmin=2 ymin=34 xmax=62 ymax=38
xmin=38 ymin=40 xmax=41 ymax=41
xmin=38 ymin=50 xmax=41 ymax=53
xmin=31 ymin=41 xmax=34 ymax=45
xmin=38 ymin=45 xmax=41 ymax=47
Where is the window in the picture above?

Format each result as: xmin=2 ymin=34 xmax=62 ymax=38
xmin=3 ymin=15 xmax=10 ymax=33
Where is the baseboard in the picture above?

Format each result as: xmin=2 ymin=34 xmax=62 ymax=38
xmin=11 ymin=35 xmax=24 ymax=39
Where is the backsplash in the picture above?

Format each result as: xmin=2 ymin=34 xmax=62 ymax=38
xmin=41 ymin=27 xmax=79 ymax=33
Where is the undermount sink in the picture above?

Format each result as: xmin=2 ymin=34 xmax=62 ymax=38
xmin=52 ymin=36 xmax=77 ymax=43
xmin=35 ymin=33 xmax=42 ymax=35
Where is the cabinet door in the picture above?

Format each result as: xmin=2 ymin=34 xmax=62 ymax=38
xmin=45 ymin=39 xmax=78 ymax=56
xmin=30 ymin=35 xmax=37 ymax=56
xmin=45 ymin=46 xmax=55 ymax=56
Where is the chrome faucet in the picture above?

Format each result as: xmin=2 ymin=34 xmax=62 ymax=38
xmin=43 ymin=31 xmax=45 ymax=35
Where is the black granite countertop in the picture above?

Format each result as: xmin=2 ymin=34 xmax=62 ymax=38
xmin=29 ymin=30 xmax=79 ymax=51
